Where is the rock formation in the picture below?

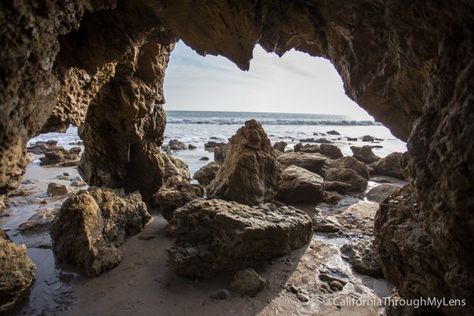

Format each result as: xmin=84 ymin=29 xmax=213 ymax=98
xmin=0 ymin=230 xmax=36 ymax=312
xmin=272 ymin=141 xmax=287 ymax=152
xmin=0 ymin=1 xmax=473 ymax=313
xmin=366 ymin=184 xmax=400 ymax=203
xmin=50 ymin=187 xmax=151 ymax=276
xmin=277 ymin=165 xmax=325 ymax=203
xmin=341 ymin=238 xmax=383 ymax=278
xmin=207 ymin=120 xmax=281 ymax=205
xmin=167 ymin=199 xmax=312 ymax=277
xmin=293 ymin=143 xmax=320 ymax=153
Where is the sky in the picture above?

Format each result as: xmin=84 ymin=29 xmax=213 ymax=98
xmin=163 ymin=41 xmax=372 ymax=120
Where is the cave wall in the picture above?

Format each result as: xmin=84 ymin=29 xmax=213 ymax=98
xmin=0 ymin=1 xmax=473 ymax=314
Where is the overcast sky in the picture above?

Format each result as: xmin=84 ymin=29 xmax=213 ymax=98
xmin=163 ymin=41 xmax=372 ymax=120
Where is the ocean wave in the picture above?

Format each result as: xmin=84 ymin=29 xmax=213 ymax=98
xmin=167 ymin=118 xmax=380 ymax=126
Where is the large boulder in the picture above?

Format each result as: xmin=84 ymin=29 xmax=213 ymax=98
xmin=372 ymin=152 xmax=404 ymax=179
xmin=277 ymin=152 xmax=328 ymax=175
xmin=167 ymin=199 xmax=312 ymax=277
xmin=320 ymin=144 xmax=343 ymax=159
xmin=207 ymin=120 xmax=280 ymax=205
xmin=0 ymin=230 xmax=36 ymax=312
xmin=193 ymin=162 xmax=220 ymax=186
xmin=277 ymin=165 xmax=325 ymax=203
xmin=152 ymin=176 xmax=204 ymax=221
xmin=324 ymin=168 xmax=368 ymax=193
xmin=328 ymin=156 xmax=370 ymax=179
xmin=50 ymin=187 xmax=151 ymax=276
xmin=350 ymin=146 xmax=380 ymax=164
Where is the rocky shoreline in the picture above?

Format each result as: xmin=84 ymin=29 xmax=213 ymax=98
xmin=0 ymin=120 xmax=409 ymax=315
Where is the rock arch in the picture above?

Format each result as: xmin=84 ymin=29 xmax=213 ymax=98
xmin=0 ymin=1 xmax=473 ymax=314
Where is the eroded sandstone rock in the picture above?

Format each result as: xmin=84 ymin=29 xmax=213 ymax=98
xmin=50 ymin=187 xmax=151 ymax=276
xmin=207 ymin=120 xmax=280 ymax=205
xmin=0 ymin=230 xmax=36 ymax=312
xmin=277 ymin=165 xmax=324 ymax=203
xmin=40 ymin=147 xmax=81 ymax=167
xmin=167 ymin=199 xmax=312 ymax=277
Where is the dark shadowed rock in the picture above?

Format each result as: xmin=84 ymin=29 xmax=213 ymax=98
xmin=341 ymin=238 xmax=383 ymax=278
xmin=277 ymin=152 xmax=328 ymax=175
xmin=320 ymin=144 xmax=343 ymax=159
xmin=350 ymin=146 xmax=381 ymax=164
xmin=372 ymin=152 xmax=404 ymax=179
xmin=207 ymin=120 xmax=280 ymax=205
xmin=326 ymin=130 xmax=340 ymax=135
xmin=0 ymin=230 xmax=36 ymax=312
xmin=188 ymin=144 xmax=197 ymax=150
xmin=366 ymin=184 xmax=400 ymax=203
xmin=277 ymin=165 xmax=324 ymax=203
xmin=272 ymin=141 xmax=287 ymax=152
xmin=51 ymin=187 xmax=151 ymax=276
xmin=329 ymin=156 xmax=370 ymax=180
xmin=230 ymin=268 xmax=267 ymax=296
xmin=152 ymin=176 xmax=204 ymax=221
xmin=293 ymin=143 xmax=320 ymax=153
xmin=300 ymin=138 xmax=332 ymax=144
xmin=325 ymin=168 xmax=368 ymax=193
xmin=193 ymin=162 xmax=221 ymax=186
xmin=167 ymin=199 xmax=312 ymax=277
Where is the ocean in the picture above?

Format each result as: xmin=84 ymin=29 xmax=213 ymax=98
xmin=30 ymin=110 xmax=406 ymax=175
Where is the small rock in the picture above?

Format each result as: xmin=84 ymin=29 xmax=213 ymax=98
xmin=326 ymin=130 xmax=340 ymax=135
xmin=329 ymin=280 xmax=344 ymax=291
xmin=361 ymin=135 xmax=375 ymax=142
xmin=277 ymin=165 xmax=325 ymax=203
xmin=272 ymin=141 xmax=288 ymax=152
xmin=293 ymin=143 xmax=320 ymax=153
xmin=71 ymin=180 xmax=86 ymax=187
xmin=199 ymin=156 xmax=210 ymax=161
xmin=47 ymin=183 xmax=69 ymax=197
xmin=372 ymin=152 xmax=404 ymax=179
xmin=168 ymin=139 xmax=186 ymax=150
xmin=312 ymin=209 xmax=342 ymax=233
xmin=193 ymin=162 xmax=221 ymax=186
xmin=230 ymin=268 xmax=267 ymax=296
xmin=204 ymin=141 xmax=226 ymax=149
xmin=188 ymin=144 xmax=197 ymax=150
xmin=341 ymin=238 xmax=384 ymax=277
xmin=211 ymin=289 xmax=231 ymax=300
